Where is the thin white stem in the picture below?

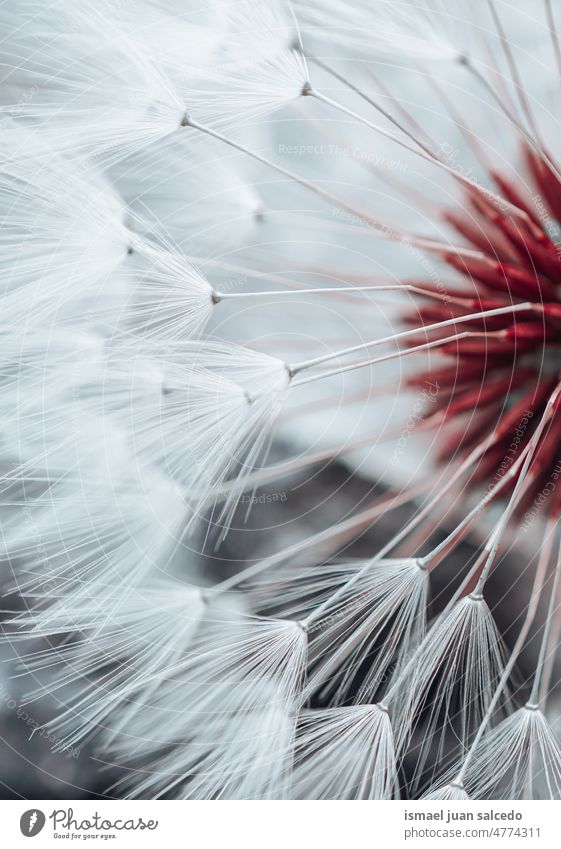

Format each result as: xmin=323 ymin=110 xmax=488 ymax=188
xmin=546 ymin=0 xmax=561 ymax=82
xmin=209 ymin=481 xmax=430 ymax=596
xmin=184 ymin=116 xmax=391 ymax=233
xmin=463 ymin=56 xmax=561 ymax=187
xmin=208 ymin=420 xmax=502 ymax=607
xmin=472 ymin=384 xmax=561 ymax=596
xmin=454 ymin=516 xmax=561 ymax=785
xmin=486 ymin=0 xmax=541 ymax=141
xmin=290 ymin=330 xmax=487 ymax=387
xmin=183 ymin=117 xmax=526 ymax=258
xmin=303 ymin=455 xmax=499 ymax=629
xmin=311 ymin=52 xmax=558 ymax=211
xmin=529 ymin=541 xmax=561 ymax=706
xmin=418 ymin=437 xmax=539 ymax=569
xmin=289 ymin=301 xmax=532 ymax=376
xmin=215 ymin=283 xmax=439 ymax=301
xmin=199 ymin=255 xmax=456 ymax=305
xmin=307 ymin=86 xmax=533 ymax=223
xmin=538 ymin=590 xmax=561 ymax=705
xmin=310 ymin=55 xmax=441 ymax=163
xmin=303 ymin=389 xmax=559 ymax=632
xmin=209 ymin=417 xmax=419 ymax=502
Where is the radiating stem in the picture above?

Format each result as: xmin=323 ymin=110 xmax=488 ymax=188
xmin=486 ymin=0 xmax=541 ymax=141
xmin=209 ymin=414 xmax=429 ymax=502
xmin=183 ymin=115 xmax=391 ymax=232
xmin=208 ymin=414 xmax=506 ymax=610
xmin=472 ymin=384 xmax=561 ymax=596
xmin=302 ymin=437 xmax=516 ymax=630
xmin=209 ymin=481 xmax=430 ymax=596
xmin=546 ymin=0 xmax=561 ymax=82
xmin=290 ymin=329 xmax=490 ymax=387
xmin=182 ymin=117 xmax=530 ymax=256
xmin=304 ymin=386 xmax=560 ymax=635
xmin=309 ymin=54 xmax=440 ymax=162
xmin=288 ymin=301 xmax=533 ymax=376
xmin=462 ymin=56 xmax=561 ymax=187
xmin=417 ymin=438 xmax=541 ymax=569
xmin=306 ymin=83 xmax=533 ymax=224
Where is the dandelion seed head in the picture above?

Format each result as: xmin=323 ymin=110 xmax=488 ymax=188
xmin=3 ymin=0 xmax=561 ymax=803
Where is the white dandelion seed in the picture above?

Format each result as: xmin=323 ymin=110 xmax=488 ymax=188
xmin=478 ymin=707 xmax=561 ymax=800
xmin=115 ymin=245 xmax=218 ymax=342
xmin=72 ymin=341 xmax=290 ymax=525
xmin=250 ymin=557 xmax=428 ymax=705
xmin=110 ymin=677 xmax=295 ymax=800
xmin=183 ymin=0 xmax=309 ymax=127
xmin=14 ymin=578 xmax=208 ymax=751
xmin=291 ymin=704 xmax=398 ymax=799
xmin=1 ymin=0 xmax=309 ymax=162
xmin=391 ymin=595 xmax=509 ymax=774
xmin=423 ymin=782 xmax=471 ymax=800
xmin=430 ymin=707 xmax=561 ymax=800
xmin=3 ymin=0 xmax=561 ymax=804
xmin=0 ymin=0 xmax=187 ymax=163
xmin=425 ymin=526 xmax=561 ymax=800
xmin=107 ymin=612 xmax=307 ymax=799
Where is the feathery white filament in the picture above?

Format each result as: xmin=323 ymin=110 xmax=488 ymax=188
xmin=251 ymin=558 xmax=428 ymax=704
xmin=0 ymin=1 xmax=187 ymax=163
xmin=391 ymin=596 xmax=509 ymax=773
xmin=0 ymin=125 xmax=130 ymax=327
xmin=294 ymin=0 xmax=469 ymax=62
xmin=436 ymin=708 xmax=561 ymax=800
xmin=292 ymin=705 xmax=398 ymax=799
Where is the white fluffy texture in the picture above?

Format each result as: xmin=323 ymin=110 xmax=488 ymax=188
xmin=423 ymin=783 xmax=471 ymax=800
xmin=111 ymin=0 xmax=226 ymax=92
xmin=292 ymin=704 xmax=398 ymax=799
xmin=294 ymin=0 xmax=470 ymax=61
xmin=0 ymin=0 xmax=186 ymax=162
xmin=427 ymin=708 xmax=561 ymax=800
xmin=118 ymin=244 xmax=216 ymax=341
xmin=0 ymin=329 xmax=105 ymax=415
xmin=44 ymin=341 xmax=289 ymax=524
xmin=16 ymin=580 xmax=208 ymax=750
xmin=1 ymin=0 xmax=560 ymax=801
xmin=392 ymin=596 xmax=509 ymax=774
xmin=2 ymin=367 xmax=188 ymax=597
xmin=0 ymin=0 xmax=308 ymax=153
xmin=2 ymin=452 xmax=188 ymax=596
xmin=0 ymin=128 xmax=228 ymax=341
xmin=0 ymin=125 xmax=130 ymax=327
xmin=110 ymin=679 xmax=295 ymax=799
xmin=250 ymin=557 xmax=428 ymax=704
xmin=112 ymin=136 xmax=264 ymax=255
xmin=71 ymin=341 xmax=290 ymax=524
xmin=107 ymin=613 xmax=306 ymax=799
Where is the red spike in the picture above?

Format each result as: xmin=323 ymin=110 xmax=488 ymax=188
xmin=440 ymin=368 xmax=537 ymax=420
xmin=443 ymin=208 xmax=515 ymax=261
xmin=490 ymin=169 xmax=541 ymax=226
